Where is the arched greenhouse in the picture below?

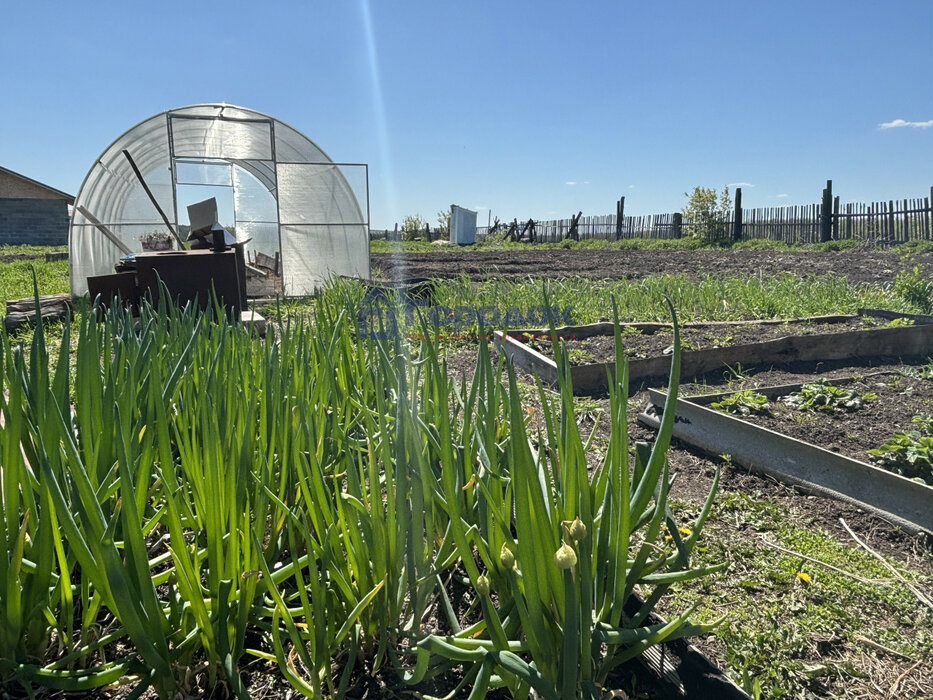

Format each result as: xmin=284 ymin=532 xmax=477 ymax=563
xmin=69 ymin=103 xmax=370 ymax=297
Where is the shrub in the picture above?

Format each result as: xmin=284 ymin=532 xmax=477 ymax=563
xmin=683 ymin=186 xmax=732 ymax=244
xmin=401 ymin=213 xmax=428 ymax=241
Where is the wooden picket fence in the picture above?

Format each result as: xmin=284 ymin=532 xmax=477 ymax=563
xmin=372 ymin=184 xmax=933 ymax=245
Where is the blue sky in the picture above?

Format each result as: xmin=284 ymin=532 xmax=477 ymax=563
xmin=1 ymin=0 xmax=931 ymax=229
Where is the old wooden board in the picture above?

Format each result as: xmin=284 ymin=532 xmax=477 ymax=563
xmin=4 ymin=293 xmax=74 ymax=332
xmin=495 ymin=311 xmax=933 ymax=395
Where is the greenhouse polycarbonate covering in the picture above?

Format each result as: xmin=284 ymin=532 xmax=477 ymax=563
xmin=69 ymin=104 xmax=370 ymax=296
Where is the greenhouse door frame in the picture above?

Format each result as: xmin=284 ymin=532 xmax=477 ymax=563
xmin=166 ymin=112 xmax=282 ymax=254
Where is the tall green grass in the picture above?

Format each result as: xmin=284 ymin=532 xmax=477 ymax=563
xmin=0 ymin=286 xmax=717 ymax=698
xmin=426 ymin=273 xmax=900 ymax=326
xmin=0 ymin=260 xmax=70 ymax=304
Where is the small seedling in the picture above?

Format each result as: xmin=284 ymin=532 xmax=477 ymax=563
xmin=706 ymin=333 xmax=734 ymax=347
xmin=885 ymin=317 xmax=915 ymax=328
xmin=566 ymin=347 xmax=595 ymax=365
xmin=782 ymin=379 xmax=877 ymax=413
xmin=901 ymin=360 xmax=933 ymax=380
xmin=712 ymin=390 xmax=772 ymax=416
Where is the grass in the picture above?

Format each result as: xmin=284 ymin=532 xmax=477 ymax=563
xmin=0 ymin=259 xmax=69 ymax=303
xmin=659 ymin=487 xmax=933 ymax=699
xmin=427 ymin=273 xmax=901 ymax=326
xmin=0 ymin=243 xmax=67 ymax=256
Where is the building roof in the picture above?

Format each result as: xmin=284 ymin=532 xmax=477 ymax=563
xmin=0 ymin=165 xmax=75 ymax=203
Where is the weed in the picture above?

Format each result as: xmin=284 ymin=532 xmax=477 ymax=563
xmin=566 ymin=347 xmax=596 ymax=365
xmin=707 ymin=333 xmax=734 ymax=347
xmin=723 ymin=363 xmax=750 ymax=384
xmin=658 ymin=489 xmax=933 ymax=699
xmin=892 ymin=265 xmax=933 ymax=314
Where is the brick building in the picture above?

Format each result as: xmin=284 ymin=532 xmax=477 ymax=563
xmin=0 ymin=166 xmax=74 ymax=245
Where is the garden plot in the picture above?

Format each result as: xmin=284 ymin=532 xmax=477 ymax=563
xmin=495 ymin=309 xmax=933 ymax=395
xmin=638 ymin=371 xmax=933 ymax=535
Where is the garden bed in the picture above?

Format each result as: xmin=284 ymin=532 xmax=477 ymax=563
xmin=495 ymin=309 xmax=933 ymax=395
xmin=637 ymin=372 xmax=933 ymax=535
xmin=524 ymin=315 xmax=884 ymax=365
xmin=715 ymin=371 xmax=933 ymax=486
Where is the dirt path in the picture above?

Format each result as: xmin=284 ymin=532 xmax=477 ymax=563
xmin=371 ymin=248 xmax=933 ymax=284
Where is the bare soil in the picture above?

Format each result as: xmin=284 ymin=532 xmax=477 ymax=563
xmin=371 ymin=249 xmax=933 ymax=284
xmin=0 ymin=253 xmax=46 ymax=263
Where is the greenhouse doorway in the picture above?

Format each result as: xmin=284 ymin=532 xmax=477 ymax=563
xmin=172 ymin=158 xmax=281 ymax=259
xmin=174 ymin=160 xmax=237 ymax=235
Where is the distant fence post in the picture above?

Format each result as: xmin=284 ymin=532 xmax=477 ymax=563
xmin=672 ymin=212 xmax=683 ymax=238
xmin=820 ymin=180 xmax=833 ymax=242
xmin=928 ymin=186 xmax=933 ymax=240
xmin=833 ymin=196 xmax=840 ymax=239
xmin=566 ymin=211 xmax=582 ymax=241
xmin=615 ymin=197 xmax=625 ymax=240
xmin=732 ymin=187 xmax=743 ymax=241
xmin=889 ymin=200 xmax=896 ymax=241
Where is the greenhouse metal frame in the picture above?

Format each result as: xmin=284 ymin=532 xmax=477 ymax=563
xmin=70 ymin=103 xmax=370 ymax=297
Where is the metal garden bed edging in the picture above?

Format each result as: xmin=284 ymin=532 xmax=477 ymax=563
xmin=494 ymin=310 xmax=933 ymax=396
xmin=637 ymin=383 xmax=933 ymax=536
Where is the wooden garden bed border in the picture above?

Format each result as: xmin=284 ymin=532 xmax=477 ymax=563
xmin=494 ymin=309 xmax=933 ymax=395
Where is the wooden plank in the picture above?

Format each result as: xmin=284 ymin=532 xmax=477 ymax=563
xmin=833 ymin=195 xmax=840 ymax=239
xmin=888 ymin=200 xmax=895 ymax=240
xmin=6 ymin=293 xmax=73 ymax=314
xmin=505 ymin=314 xmax=859 ymax=340
xmin=859 ymin=307 xmax=933 ymax=324
xmin=925 ymin=196 xmax=931 ymax=240
xmin=4 ymin=294 xmax=73 ymax=332
xmin=493 ymin=331 xmax=559 ymax=385
xmin=501 ymin=322 xmax=933 ymax=395
xmin=75 ymin=205 xmax=132 ymax=255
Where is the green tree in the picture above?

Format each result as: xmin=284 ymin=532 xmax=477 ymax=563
xmin=401 ymin=214 xmax=427 ymax=241
xmin=683 ymin=186 xmax=732 ymax=243
xmin=436 ymin=209 xmax=450 ymax=237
